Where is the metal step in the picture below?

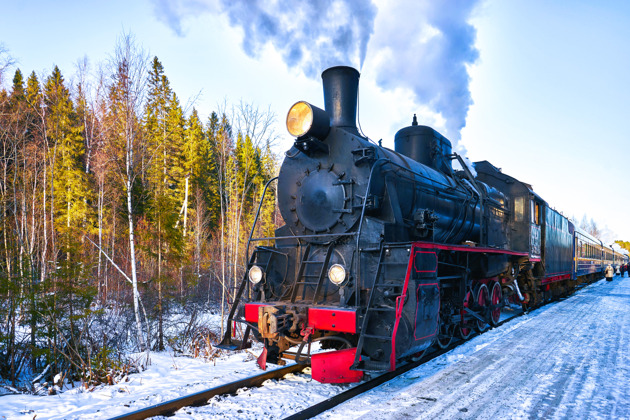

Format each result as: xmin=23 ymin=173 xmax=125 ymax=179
xmin=353 ymin=360 xmax=390 ymax=371
xmin=438 ymin=275 xmax=463 ymax=281
xmin=367 ymin=307 xmax=397 ymax=312
xmin=361 ymin=333 xmax=393 ymax=340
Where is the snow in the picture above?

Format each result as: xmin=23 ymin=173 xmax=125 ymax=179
xmin=1 ymin=350 xmax=270 ymax=419
xmin=1 ymin=275 xmax=629 ymax=419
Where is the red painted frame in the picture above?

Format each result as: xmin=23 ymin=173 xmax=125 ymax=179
xmin=412 ymin=242 xmax=529 ymax=257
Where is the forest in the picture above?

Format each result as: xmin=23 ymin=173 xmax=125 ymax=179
xmin=0 ymin=36 xmax=279 ymax=390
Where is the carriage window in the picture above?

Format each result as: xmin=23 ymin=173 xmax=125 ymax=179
xmin=531 ymin=201 xmax=541 ymax=225
xmin=515 ymin=197 xmax=524 ymax=222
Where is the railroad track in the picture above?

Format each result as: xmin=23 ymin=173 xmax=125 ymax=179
xmin=108 ymin=312 xmax=527 ymax=420
xmin=110 ymin=291 xmax=599 ymax=420
xmin=108 ymin=363 xmax=309 ymax=420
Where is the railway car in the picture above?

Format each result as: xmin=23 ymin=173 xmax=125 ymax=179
xmin=603 ymin=244 xmax=614 ymax=271
xmin=474 ymin=162 xmax=575 ymax=305
xmin=573 ymin=227 xmax=607 ymax=282
xmin=613 ymin=248 xmax=628 ymax=272
xmin=219 ymin=66 xmax=614 ymax=383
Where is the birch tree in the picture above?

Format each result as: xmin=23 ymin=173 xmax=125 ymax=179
xmin=104 ymin=34 xmax=148 ymax=354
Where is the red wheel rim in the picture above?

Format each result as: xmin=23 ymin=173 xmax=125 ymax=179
xmin=475 ymin=284 xmax=490 ymax=331
xmin=460 ymin=291 xmax=473 ymax=339
xmin=490 ymin=281 xmax=501 ymax=325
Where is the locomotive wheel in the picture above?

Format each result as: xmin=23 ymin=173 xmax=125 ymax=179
xmin=436 ymin=319 xmax=453 ymax=349
xmin=459 ymin=291 xmax=474 ymax=340
xmin=475 ymin=284 xmax=490 ymax=333
xmin=489 ymin=281 xmax=502 ymax=326
xmin=458 ymin=323 xmax=473 ymax=340
xmin=411 ymin=349 xmax=427 ymax=362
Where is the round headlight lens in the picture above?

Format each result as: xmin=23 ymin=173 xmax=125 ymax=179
xmin=328 ymin=264 xmax=346 ymax=286
xmin=286 ymin=101 xmax=314 ymax=137
xmin=248 ymin=265 xmax=264 ymax=284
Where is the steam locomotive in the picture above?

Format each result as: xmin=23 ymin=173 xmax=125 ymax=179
xmin=219 ymin=66 xmax=628 ymax=383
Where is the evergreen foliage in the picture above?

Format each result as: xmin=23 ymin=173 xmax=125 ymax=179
xmin=615 ymin=240 xmax=630 ymax=253
xmin=0 ymin=48 xmax=279 ymax=389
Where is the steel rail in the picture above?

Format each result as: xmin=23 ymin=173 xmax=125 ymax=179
xmin=108 ymin=363 xmax=309 ymax=420
xmin=109 ymin=287 xmax=586 ymax=420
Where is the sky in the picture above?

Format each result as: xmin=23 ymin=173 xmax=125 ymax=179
xmin=1 ymin=0 xmax=628 ymax=241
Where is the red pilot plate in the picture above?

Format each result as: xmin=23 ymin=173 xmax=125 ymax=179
xmin=244 ymin=303 xmax=266 ymax=323
xmin=311 ymin=347 xmax=363 ymax=383
xmin=308 ymin=308 xmax=357 ymax=333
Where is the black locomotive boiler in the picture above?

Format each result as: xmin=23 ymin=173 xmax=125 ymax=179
xmin=219 ymin=66 xmax=611 ymax=383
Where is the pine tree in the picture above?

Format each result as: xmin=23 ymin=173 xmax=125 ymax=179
xmin=182 ymin=109 xmax=206 ymax=286
xmin=204 ymin=111 xmax=222 ymax=229
xmin=44 ymin=66 xmax=93 ymax=237
xmin=142 ymin=58 xmax=186 ymax=349
xmin=42 ymin=66 xmax=96 ymax=378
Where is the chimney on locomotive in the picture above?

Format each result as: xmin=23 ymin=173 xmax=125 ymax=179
xmin=285 ymin=66 xmax=360 ymax=152
xmin=321 ymin=66 xmax=360 ymax=134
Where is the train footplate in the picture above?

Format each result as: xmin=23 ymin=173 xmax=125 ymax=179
xmin=311 ymin=348 xmax=364 ymax=383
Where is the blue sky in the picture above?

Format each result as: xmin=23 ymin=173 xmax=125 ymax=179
xmin=1 ymin=0 xmax=629 ymax=240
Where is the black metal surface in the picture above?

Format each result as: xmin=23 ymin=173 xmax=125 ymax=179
xmin=108 ymin=364 xmax=308 ymax=420
xmin=394 ymin=123 xmax=452 ymax=174
xmin=321 ymin=66 xmax=359 ymax=131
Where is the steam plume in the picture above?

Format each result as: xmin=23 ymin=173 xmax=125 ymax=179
xmin=153 ymin=0 xmax=376 ymax=77
xmin=152 ymin=0 xmax=480 ymax=142
xmin=370 ymin=0 xmax=480 ymax=142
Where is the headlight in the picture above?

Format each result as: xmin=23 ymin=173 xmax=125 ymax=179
xmin=328 ymin=264 xmax=346 ymax=286
xmin=286 ymin=101 xmax=330 ymax=139
xmin=248 ymin=265 xmax=264 ymax=284
xmin=286 ymin=101 xmax=313 ymax=137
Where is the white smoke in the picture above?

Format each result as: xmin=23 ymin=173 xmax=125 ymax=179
xmin=152 ymin=0 xmax=376 ymax=78
xmin=369 ymin=0 xmax=480 ymax=142
xmin=152 ymin=0 xmax=480 ymax=141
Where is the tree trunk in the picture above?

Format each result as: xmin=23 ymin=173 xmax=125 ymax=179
xmin=127 ymin=174 xmax=146 ymax=351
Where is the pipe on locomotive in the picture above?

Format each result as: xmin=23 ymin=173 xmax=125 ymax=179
xmin=321 ymin=66 xmax=360 ymax=132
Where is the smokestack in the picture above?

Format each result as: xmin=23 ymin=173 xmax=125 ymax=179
xmin=321 ymin=66 xmax=360 ymax=133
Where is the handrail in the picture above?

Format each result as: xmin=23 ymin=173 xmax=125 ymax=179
xmin=249 ymin=232 xmax=357 ymax=242
xmin=244 ymin=176 xmax=278 ymax=269
xmin=355 ymin=158 xmax=389 ymax=299
xmin=353 ymin=155 xmax=483 ymax=299
xmin=453 ymin=152 xmax=486 ymax=245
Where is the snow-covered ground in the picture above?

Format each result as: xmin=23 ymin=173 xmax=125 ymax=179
xmin=1 ymin=275 xmax=628 ymax=419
